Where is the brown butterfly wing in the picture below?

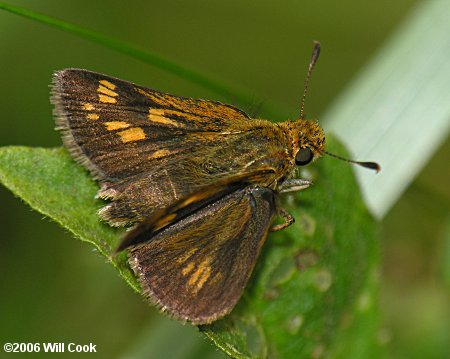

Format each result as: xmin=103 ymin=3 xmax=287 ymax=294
xmin=129 ymin=187 xmax=276 ymax=324
xmin=52 ymin=69 xmax=253 ymax=180
xmin=52 ymin=69 xmax=284 ymax=226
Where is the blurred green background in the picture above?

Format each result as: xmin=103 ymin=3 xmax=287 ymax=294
xmin=0 ymin=0 xmax=448 ymax=358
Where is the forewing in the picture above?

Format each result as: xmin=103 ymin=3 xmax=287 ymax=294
xmin=52 ymin=69 xmax=282 ymax=226
xmin=129 ymin=187 xmax=277 ymax=325
xmin=51 ymin=68 xmax=252 ymax=181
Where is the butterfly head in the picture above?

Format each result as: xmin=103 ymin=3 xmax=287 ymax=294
xmin=285 ymin=119 xmax=325 ymax=167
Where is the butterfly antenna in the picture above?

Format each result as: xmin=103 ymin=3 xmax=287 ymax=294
xmin=323 ymin=150 xmax=381 ymax=172
xmin=300 ymin=41 xmax=321 ymax=120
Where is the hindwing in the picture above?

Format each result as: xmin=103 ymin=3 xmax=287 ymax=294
xmin=129 ymin=187 xmax=277 ymax=324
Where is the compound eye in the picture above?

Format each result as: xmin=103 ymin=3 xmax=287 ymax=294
xmin=295 ymin=148 xmax=313 ymax=166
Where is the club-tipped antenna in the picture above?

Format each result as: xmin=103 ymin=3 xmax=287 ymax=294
xmin=323 ymin=150 xmax=381 ymax=172
xmin=300 ymin=42 xmax=380 ymax=173
xmin=300 ymin=41 xmax=321 ymax=120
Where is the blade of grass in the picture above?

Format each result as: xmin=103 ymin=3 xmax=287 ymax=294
xmin=0 ymin=1 xmax=285 ymax=117
xmin=323 ymin=0 xmax=450 ymax=219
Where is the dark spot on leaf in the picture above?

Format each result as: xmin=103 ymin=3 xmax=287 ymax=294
xmin=294 ymin=248 xmax=319 ymax=271
xmin=311 ymin=344 xmax=325 ymax=359
xmin=263 ymin=288 xmax=279 ymax=300
xmin=297 ymin=211 xmax=316 ymax=236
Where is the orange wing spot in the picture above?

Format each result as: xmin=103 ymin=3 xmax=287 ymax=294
xmin=136 ymin=88 xmax=186 ymax=111
xmin=177 ymin=249 xmax=197 ymax=265
xmin=83 ymin=103 xmax=95 ymax=111
xmin=104 ymin=121 xmax=130 ymax=131
xmin=87 ymin=113 xmax=100 ymax=120
xmin=117 ymin=127 xmax=146 ymax=143
xmin=181 ymin=263 xmax=195 ymax=276
xmin=99 ymin=79 xmax=116 ymax=90
xmin=149 ymin=108 xmax=165 ymax=116
xmin=136 ymin=88 xmax=167 ymax=106
xmin=148 ymin=108 xmax=181 ymax=127
xmin=180 ymin=192 xmax=210 ymax=208
xmin=98 ymin=94 xmax=117 ymax=104
xmin=195 ymin=266 xmax=212 ymax=292
xmin=153 ymin=213 xmax=177 ymax=231
xmin=188 ymin=258 xmax=212 ymax=292
xmin=163 ymin=109 xmax=207 ymax=123
xmin=97 ymin=85 xmax=118 ymax=97
xmin=164 ymin=95 xmax=187 ymax=110
xmin=150 ymin=149 xmax=171 ymax=159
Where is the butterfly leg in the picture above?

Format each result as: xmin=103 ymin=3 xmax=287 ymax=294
xmin=270 ymin=206 xmax=294 ymax=232
xmin=270 ymin=178 xmax=312 ymax=231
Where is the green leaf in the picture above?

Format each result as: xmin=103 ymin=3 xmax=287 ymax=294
xmin=0 ymin=146 xmax=139 ymax=293
xmin=0 ymin=136 xmax=380 ymax=358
